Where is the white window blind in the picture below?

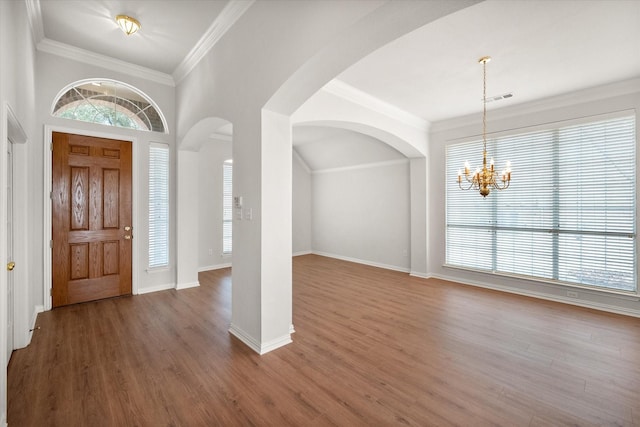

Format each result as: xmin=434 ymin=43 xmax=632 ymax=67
xmin=223 ymin=160 xmax=233 ymax=254
xmin=149 ymin=143 xmax=170 ymax=268
xmin=446 ymin=114 xmax=636 ymax=292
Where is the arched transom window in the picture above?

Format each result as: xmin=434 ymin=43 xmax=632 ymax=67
xmin=52 ymin=79 xmax=167 ymax=133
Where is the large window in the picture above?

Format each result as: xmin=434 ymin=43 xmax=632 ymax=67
xmin=149 ymin=143 xmax=170 ymax=268
xmin=223 ymin=159 xmax=233 ymax=254
xmin=446 ymin=113 xmax=636 ymax=293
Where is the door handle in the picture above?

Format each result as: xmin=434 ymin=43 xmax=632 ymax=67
xmin=124 ymin=235 xmax=132 ymax=240
xmin=124 ymin=226 xmax=132 ymax=231
xmin=7 ymin=262 xmax=15 ymax=271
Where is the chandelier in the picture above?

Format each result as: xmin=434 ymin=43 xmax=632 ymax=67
xmin=457 ymin=56 xmax=511 ymax=197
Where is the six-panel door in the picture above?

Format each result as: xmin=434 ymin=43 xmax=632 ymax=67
xmin=52 ymin=132 xmax=132 ymax=307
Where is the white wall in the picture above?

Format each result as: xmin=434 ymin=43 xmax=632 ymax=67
xmin=429 ymin=80 xmax=640 ymax=317
xmin=292 ymin=151 xmax=312 ymax=255
xmin=0 ymin=1 xmax=37 ymax=424
xmin=198 ymin=139 xmax=233 ymax=270
xmin=35 ymin=52 xmax=177 ymax=297
xmin=312 ymin=159 xmax=411 ymax=272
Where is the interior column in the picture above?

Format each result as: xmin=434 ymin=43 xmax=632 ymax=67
xmin=229 ymin=108 xmax=292 ymax=354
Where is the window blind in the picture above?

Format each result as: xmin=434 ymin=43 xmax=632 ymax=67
xmin=223 ymin=160 xmax=233 ymax=254
xmin=149 ymin=143 xmax=170 ymax=268
xmin=446 ymin=114 xmax=636 ymax=292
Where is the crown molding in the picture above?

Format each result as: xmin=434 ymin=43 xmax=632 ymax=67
xmin=37 ymin=38 xmax=175 ymax=87
xmin=173 ymin=0 xmax=255 ymax=84
xmin=430 ymin=77 xmax=640 ymax=134
xmin=322 ymin=79 xmax=430 ymax=132
xmin=25 ymin=0 xmax=44 ymax=46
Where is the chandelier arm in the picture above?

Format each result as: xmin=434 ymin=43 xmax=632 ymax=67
xmin=458 ymin=180 xmax=477 ymax=191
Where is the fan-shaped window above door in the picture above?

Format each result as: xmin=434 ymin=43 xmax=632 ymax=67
xmin=52 ymin=79 xmax=167 ymax=133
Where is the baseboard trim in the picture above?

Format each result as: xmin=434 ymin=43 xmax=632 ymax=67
xmin=176 ymin=281 xmax=200 ymax=290
xmin=229 ymin=324 xmax=261 ymax=354
xmin=137 ymin=283 xmax=176 ymax=295
xmin=198 ymin=263 xmax=232 ymax=272
xmin=430 ymin=273 xmax=640 ymax=318
xmin=261 ymin=333 xmax=293 ymax=354
xmin=27 ymin=305 xmax=45 ymax=346
xmin=410 ymin=271 xmax=431 ymax=279
xmin=312 ymin=251 xmax=410 ymax=273
xmin=293 ymin=250 xmax=312 ymax=257
xmin=229 ymin=323 xmax=292 ymax=355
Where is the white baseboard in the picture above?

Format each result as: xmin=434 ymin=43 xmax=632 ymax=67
xmin=176 ymin=281 xmax=200 ymax=290
xmin=26 ymin=305 xmax=45 ymax=346
xmin=289 ymin=324 xmax=295 ymax=334
xmin=293 ymin=250 xmax=312 ymax=257
xmin=229 ymin=323 xmax=292 ymax=355
xmin=410 ymin=271 xmax=430 ymax=279
xmin=137 ymin=283 xmax=176 ymax=295
xmin=198 ymin=263 xmax=232 ymax=272
xmin=312 ymin=251 xmax=410 ymax=273
xmin=430 ymin=273 xmax=640 ymax=318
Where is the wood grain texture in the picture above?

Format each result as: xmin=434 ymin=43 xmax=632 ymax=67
xmin=52 ymin=132 xmax=132 ymax=307
xmin=9 ymin=255 xmax=640 ymax=426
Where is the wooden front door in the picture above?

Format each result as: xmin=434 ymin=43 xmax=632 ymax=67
xmin=52 ymin=132 xmax=132 ymax=307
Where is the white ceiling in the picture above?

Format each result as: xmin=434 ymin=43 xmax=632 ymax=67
xmin=33 ymin=0 xmax=640 ymax=171
xmin=38 ymin=0 xmax=229 ymax=75
xmin=337 ymin=0 xmax=640 ymax=122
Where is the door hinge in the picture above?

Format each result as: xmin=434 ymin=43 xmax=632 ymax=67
xmin=50 ymin=142 xmax=53 ymax=151
xmin=50 ymin=288 xmax=52 ymax=296
xmin=49 ymin=191 xmax=53 ymax=199
xmin=50 ymin=240 xmax=53 ymax=248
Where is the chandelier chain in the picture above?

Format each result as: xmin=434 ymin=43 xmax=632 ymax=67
xmin=482 ymin=58 xmax=487 ymax=154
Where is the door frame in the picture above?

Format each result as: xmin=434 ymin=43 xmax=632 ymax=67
xmin=3 ymin=104 xmax=28 ymax=352
xmin=44 ymin=125 xmax=139 ymax=310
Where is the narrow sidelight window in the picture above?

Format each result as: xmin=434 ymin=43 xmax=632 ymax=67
xmin=149 ymin=143 xmax=170 ymax=268
xmin=223 ymin=159 xmax=233 ymax=254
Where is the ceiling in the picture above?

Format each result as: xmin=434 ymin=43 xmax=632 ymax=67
xmin=337 ymin=0 xmax=640 ymax=123
xmin=33 ymin=0 xmax=640 ymax=170
xmin=38 ymin=0 xmax=228 ymax=75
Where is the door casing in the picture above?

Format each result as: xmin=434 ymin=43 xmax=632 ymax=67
xmin=44 ymin=125 xmax=139 ymax=310
xmin=5 ymin=104 xmax=28 ymax=351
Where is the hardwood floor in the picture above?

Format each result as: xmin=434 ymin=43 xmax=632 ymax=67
xmin=8 ymin=254 xmax=640 ymax=426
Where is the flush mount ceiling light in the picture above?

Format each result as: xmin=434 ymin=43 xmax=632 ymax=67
xmin=115 ymin=15 xmax=141 ymax=36
xmin=457 ymin=56 xmax=511 ymax=198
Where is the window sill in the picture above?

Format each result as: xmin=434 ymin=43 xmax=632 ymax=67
xmin=146 ymin=266 xmax=170 ymax=274
xmin=443 ymin=263 xmax=640 ymax=301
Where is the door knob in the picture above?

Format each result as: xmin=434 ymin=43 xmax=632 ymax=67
xmin=124 ymin=226 xmax=132 ymax=231
xmin=7 ymin=262 xmax=15 ymax=271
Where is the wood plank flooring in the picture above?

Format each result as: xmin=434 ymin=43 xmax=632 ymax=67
xmin=8 ymin=254 xmax=640 ymax=426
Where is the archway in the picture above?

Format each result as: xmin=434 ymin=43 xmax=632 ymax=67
xmin=176 ymin=117 xmax=233 ymax=289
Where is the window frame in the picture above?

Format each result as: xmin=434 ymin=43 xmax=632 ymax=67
xmin=148 ymin=142 xmax=170 ymax=269
xmin=51 ymin=78 xmax=168 ymax=133
xmin=445 ymin=111 xmax=637 ymax=295
xmin=222 ymin=159 xmax=233 ymax=255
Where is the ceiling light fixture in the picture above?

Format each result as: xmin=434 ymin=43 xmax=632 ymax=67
xmin=115 ymin=15 xmax=141 ymax=36
xmin=458 ymin=56 xmax=511 ymax=197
